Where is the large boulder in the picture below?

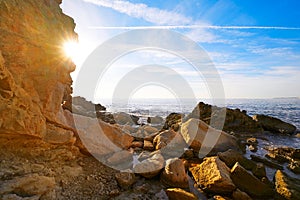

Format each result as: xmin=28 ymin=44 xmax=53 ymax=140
xmin=69 ymin=114 xmax=134 ymax=155
xmin=189 ymin=156 xmax=236 ymax=194
xmin=163 ymin=113 xmax=184 ymax=130
xmin=253 ymin=114 xmax=296 ymax=134
xmin=274 ymin=170 xmax=300 ymax=200
xmin=186 ymin=102 xmax=262 ymax=133
xmin=230 ymin=162 xmax=273 ymax=198
xmin=180 ymin=118 xmax=240 ymax=156
xmin=113 ymin=112 xmax=139 ymax=125
xmin=161 ymin=158 xmax=189 ymax=188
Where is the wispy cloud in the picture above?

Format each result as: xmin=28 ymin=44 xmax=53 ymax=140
xmin=83 ymin=0 xmax=192 ymax=25
xmin=89 ymin=25 xmax=300 ymax=30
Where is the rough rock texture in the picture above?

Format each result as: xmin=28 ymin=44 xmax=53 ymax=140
xmin=115 ymin=172 xmax=136 ymax=189
xmin=186 ymin=102 xmax=263 ymax=133
xmin=153 ymin=129 xmax=186 ymax=150
xmin=0 ymin=174 xmax=55 ymax=198
xmin=181 ymin=118 xmax=239 ymax=155
xmin=253 ymin=114 xmax=296 ymax=134
xmin=0 ymin=0 xmax=77 ymax=137
xmin=165 ymin=188 xmax=198 ymax=200
xmin=161 ymin=158 xmax=189 ymax=188
xmin=230 ymin=162 xmax=273 ymax=198
xmin=217 ymin=149 xmax=256 ymax=170
xmin=163 ymin=113 xmax=184 ymax=130
xmin=147 ymin=116 xmax=164 ymax=124
xmin=134 ymin=152 xmax=165 ymax=178
xmin=190 ymin=156 xmax=236 ymax=194
xmin=69 ymin=114 xmax=134 ymax=155
xmin=232 ymin=189 xmax=252 ymax=200
xmin=274 ymin=170 xmax=300 ymax=200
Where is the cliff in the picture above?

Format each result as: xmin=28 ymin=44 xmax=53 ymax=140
xmin=0 ymin=0 xmax=77 ymax=140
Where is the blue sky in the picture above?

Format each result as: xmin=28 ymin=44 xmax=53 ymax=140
xmin=61 ymin=0 xmax=300 ymax=100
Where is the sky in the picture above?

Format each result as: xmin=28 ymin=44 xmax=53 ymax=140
xmin=61 ymin=0 xmax=300 ymax=101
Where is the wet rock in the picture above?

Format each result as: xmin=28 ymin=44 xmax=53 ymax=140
xmin=296 ymin=133 xmax=300 ymax=138
xmin=250 ymin=154 xmax=283 ymax=170
xmin=274 ymin=170 xmax=300 ymax=200
xmin=161 ymin=158 xmax=189 ymax=188
xmin=186 ymin=102 xmax=262 ymax=133
xmin=163 ymin=113 xmax=184 ymax=130
xmin=253 ymin=114 xmax=296 ymax=134
xmin=165 ymin=188 xmax=197 ymax=200
xmin=0 ymin=174 xmax=55 ymax=198
xmin=134 ymin=152 xmax=164 ymax=178
xmin=246 ymin=137 xmax=258 ymax=145
xmin=232 ymin=189 xmax=252 ymax=200
xmin=230 ymin=162 xmax=273 ymax=198
xmin=288 ymin=160 xmax=300 ymax=174
xmin=252 ymin=163 xmax=266 ymax=179
xmin=217 ymin=149 xmax=256 ymax=170
xmin=213 ymin=195 xmax=231 ymax=200
xmin=181 ymin=118 xmax=240 ymax=155
xmin=190 ymin=156 xmax=236 ymax=194
xmin=147 ymin=116 xmax=164 ymax=124
xmin=115 ymin=172 xmax=136 ymax=189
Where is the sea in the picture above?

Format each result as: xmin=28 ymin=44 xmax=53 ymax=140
xmin=101 ymin=97 xmax=300 ymax=179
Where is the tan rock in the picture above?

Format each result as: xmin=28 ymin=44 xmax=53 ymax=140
xmin=107 ymin=150 xmax=133 ymax=166
xmin=0 ymin=174 xmax=55 ymax=197
xmin=190 ymin=156 xmax=236 ymax=194
xmin=161 ymin=158 xmax=188 ymax=188
xmin=43 ymin=123 xmax=75 ymax=144
xmin=181 ymin=118 xmax=239 ymax=155
xmin=217 ymin=149 xmax=256 ymax=170
xmin=115 ymin=172 xmax=136 ymax=189
xmin=71 ymin=114 xmax=134 ymax=155
xmin=143 ymin=140 xmax=154 ymax=151
xmin=165 ymin=188 xmax=197 ymax=200
xmin=133 ymin=152 xmax=164 ymax=178
xmin=230 ymin=162 xmax=273 ymax=198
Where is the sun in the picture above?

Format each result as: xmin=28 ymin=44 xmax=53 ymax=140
xmin=63 ymin=40 xmax=79 ymax=61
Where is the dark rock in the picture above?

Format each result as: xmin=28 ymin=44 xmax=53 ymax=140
xmin=232 ymin=189 xmax=252 ymax=200
xmin=163 ymin=113 xmax=184 ymax=130
xmin=274 ymin=170 xmax=300 ymax=200
xmin=253 ymin=114 xmax=296 ymax=134
xmin=218 ymin=149 xmax=256 ymax=170
xmin=252 ymin=163 xmax=266 ymax=179
xmin=230 ymin=162 xmax=274 ymax=198
xmin=250 ymin=155 xmax=283 ymax=170
xmin=147 ymin=116 xmax=164 ymax=124
xmin=186 ymin=102 xmax=263 ymax=133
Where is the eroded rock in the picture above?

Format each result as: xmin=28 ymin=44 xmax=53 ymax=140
xmin=274 ymin=170 xmax=300 ymax=200
xmin=161 ymin=158 xmax=188 ymax=188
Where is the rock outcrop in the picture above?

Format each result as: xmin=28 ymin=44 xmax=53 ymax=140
xmin=186 ymin=102 xmax=263 ymax=133
xmin=253 ymin=114 xmax=296 ymax=134
xmin=0 ymin=0 xmax=77 ymax=138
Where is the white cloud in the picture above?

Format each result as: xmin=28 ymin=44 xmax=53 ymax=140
xmin=83 ymin=0 xmax=192 ymax=25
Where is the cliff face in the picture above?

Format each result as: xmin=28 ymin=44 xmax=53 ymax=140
xmin=0 ymin=0 xmax=77 ymax=138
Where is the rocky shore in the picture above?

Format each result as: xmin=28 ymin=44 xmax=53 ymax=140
xmin=0 ymin=0 xmax=299 ymax=200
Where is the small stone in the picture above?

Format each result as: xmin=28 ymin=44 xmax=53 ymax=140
xmin=115 ymin=172 xmax=136 ymax=189
xmin=109 ymin=189 xmax=120 ymax=197
xmin=165 ymin=188 xmax=197 ymax=200
xmin=143 ymin=140 xmax=154 ymax=151
xmin=246 ymin=137 xmax=258 ymax=145
xmin=252 ymin=163 xmax=266 ymax=179
xmin=249 ymin=145 xmax=258 ymax=152
xmin=131 ymin=141 xmax=143 ymax=148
